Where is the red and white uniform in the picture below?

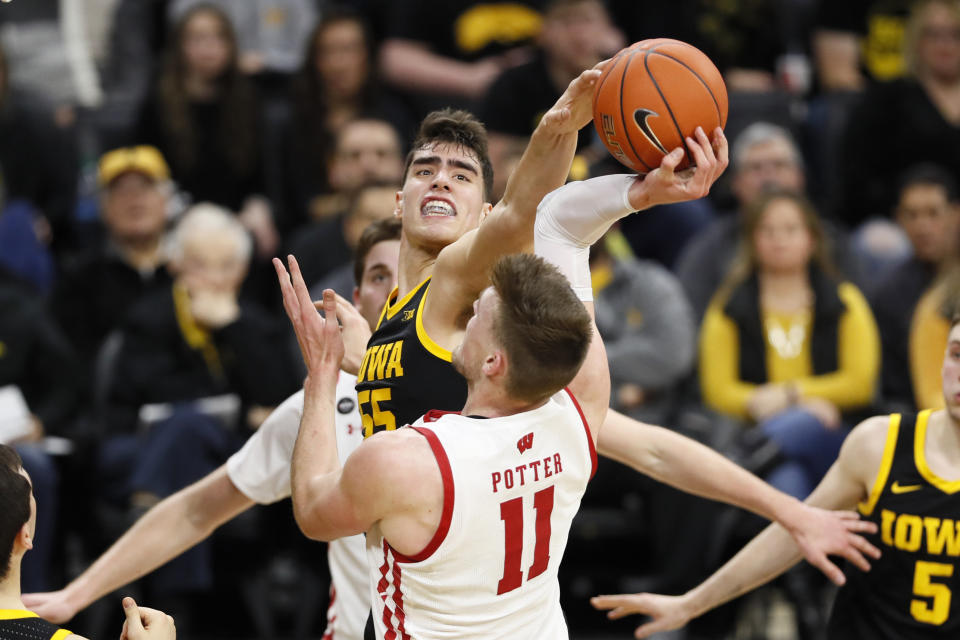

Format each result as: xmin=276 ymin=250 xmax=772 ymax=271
xmin=227 ymin=374 xmax=369 ymax=640
xmin=368 ymin=388 xmax=597 ymax=640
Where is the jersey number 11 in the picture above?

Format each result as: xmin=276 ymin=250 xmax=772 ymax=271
xmin=497 ymin=486 xmax=555 ymax=595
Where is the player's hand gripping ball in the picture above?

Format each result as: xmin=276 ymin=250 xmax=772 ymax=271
xmin=593 ymin=38 xmax=728 ymax=173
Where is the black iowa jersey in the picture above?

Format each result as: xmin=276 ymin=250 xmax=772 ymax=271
xmin=0 ymin=610 xmax=71 ymax=640
xmin=829 ymin=410 xmax=960 ymax=639
xmin=354 ymin=277 xmax=468 ymax=437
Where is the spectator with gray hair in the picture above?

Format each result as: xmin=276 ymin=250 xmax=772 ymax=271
xmin=675 ymin=122 xmax=859 ymax=323
xmin=96 ymin=202 xmax=298 ymax=602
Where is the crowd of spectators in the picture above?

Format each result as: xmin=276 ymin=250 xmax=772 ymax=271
xmin=0 ymin=0 xmax=958 ymax=637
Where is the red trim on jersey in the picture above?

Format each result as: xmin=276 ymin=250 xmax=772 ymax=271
xmin=388 ymin=426 xmax=455 ymax=563
xmin=391 ymin=558 xmax=409 ymax=639
xmin=380 ymin=541 xmax=398 ymax=639
xmin=322 ymin=583 xmax=336 ymax=639
xmin=421 ymin=409 xmax=461 ymax=423
xmin=564 ymin=387 xmax=597 ymax=479
xmin=379 ymin=542 xmax=412 ymax=640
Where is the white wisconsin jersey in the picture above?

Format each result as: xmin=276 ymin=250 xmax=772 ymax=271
xmin=227 ymin=374 xmax=370 ymax=640
xmin=367 ymin=388 xmax=597 ymax=640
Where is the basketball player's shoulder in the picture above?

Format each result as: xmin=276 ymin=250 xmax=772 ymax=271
xmin=342 ymin=427 xmax=439 ymax=499
xmin=839 ymin=414 xmax=896 ymax=479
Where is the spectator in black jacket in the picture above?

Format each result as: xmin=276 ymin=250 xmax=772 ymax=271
xmin=54 ymin=146 xmax=174 ymax=380
xmin=0 ymin=267 xmax=79 ymax=592
xmin=99 ymin=203 xmax=298 ymax=597
xmin=872 ymin=164 xmax=960 ymax=411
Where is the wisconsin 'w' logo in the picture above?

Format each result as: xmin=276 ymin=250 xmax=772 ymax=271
xmin=633 ymin=108 xmax=668 ymax=154
xmin=517 ymin=432 xmax=534 ymax=454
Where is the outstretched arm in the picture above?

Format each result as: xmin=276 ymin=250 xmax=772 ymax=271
xmin=592 ymin=415 xmax=889 ymax=638
xmin=597 ymin=410 xmax=878 ymax=584
xmin=24 ymin=467 xmax=252 ymax=623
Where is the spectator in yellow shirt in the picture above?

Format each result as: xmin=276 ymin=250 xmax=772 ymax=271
xmin=700 ymin=190 xmax=880 ymax=498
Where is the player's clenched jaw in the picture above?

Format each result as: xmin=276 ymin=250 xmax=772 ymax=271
xmin=395 ymin=143 xmax=491 ymax=252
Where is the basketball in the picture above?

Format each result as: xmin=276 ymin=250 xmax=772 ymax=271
xmin=593 ymin=38 xmax=728 ymax=173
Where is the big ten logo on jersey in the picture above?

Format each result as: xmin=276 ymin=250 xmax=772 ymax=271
xmin=880 ymin=508 xmax=960 ymax=626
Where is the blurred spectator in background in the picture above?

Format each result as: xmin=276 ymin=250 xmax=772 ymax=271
xmin=590 ymin=232 xmax=695 ymax=424
xmin=840 ymin=0 xmax=960 ymax=229
xmin=99 ymin=203 xmax=297 ymax=598
xmin=283 ymin=9 xmax=412 ymax=229
xmin=379 ymin=0 xmax=547 ymax=114
xmin=699 ymin=190 xmax=879 ymax=499
xmin=676 ymin=123 xmax=859 ymax=322
xmin=300 ymin=181 xmax=400 ymax=299
xmin=290 ymin=117 xmax=403 ymax=227
xmin=54 ymin=146 xmax=174 ymax=382
xmin=169 ymin=0 xmax=317 ymax=83
xmin=0 ymin=266 xmax=79 ymax=592
xmin=0 ymin=41 xmax=78 ymax=256
xmin=136 ymin=4 xmax=278 ymax=260
xmin=479 ymin=0 xmax=620 ymax=199
xmin=0 ymin=0 xmax=103 ymax=123
xmin=872 ymin=164 xmax=959 ymax=412
xmin=812 ymin=0 xmax=913 ymax=92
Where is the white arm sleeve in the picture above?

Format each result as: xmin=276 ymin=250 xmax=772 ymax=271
xmin=534 ymin=174 xmax=637 ymax=300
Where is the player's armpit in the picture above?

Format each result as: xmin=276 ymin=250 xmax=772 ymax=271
xmin=341 ymin=428 xmax=446 ymax=556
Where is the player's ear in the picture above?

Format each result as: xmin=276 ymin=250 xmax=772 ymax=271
xmin=352 ymin=286 xmax=361 ymax=308
xmin=17 ymin=522 xmax=33 ymax=552
xmin=482 ymin=349 xmax=506 ymax=378
xmin=479 ymin=202 xmax=494 ymax=225
xmin=394 ymin=190 xmax=404 ymax=218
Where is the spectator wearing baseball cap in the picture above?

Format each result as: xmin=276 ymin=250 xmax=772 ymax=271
xmin=53 ymin=146 xmax=175 ymax=385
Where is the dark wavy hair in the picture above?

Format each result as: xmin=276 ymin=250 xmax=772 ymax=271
xmin=158 ymin=4 xmax=258 ymax=176
xmin=403 ymin=109 xmax=494 ymax=202
xmin=0 ymin=445 xmax=30 ymax=582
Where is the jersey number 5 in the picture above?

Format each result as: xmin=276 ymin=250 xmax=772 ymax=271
xmin=911 ymin=560 xmax=954 ymax=625
xmin=497 ymin=486 xmax=555 ymax=595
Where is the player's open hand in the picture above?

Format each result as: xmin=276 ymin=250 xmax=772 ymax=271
xmin=21 ymin=589 xmax=77 ymax=624
xmin=119 ymin=597 xmax=176 ymax=640
xmin=786 ymin=504 xmax=881 ymax=585
xmin=628 ymin=126 xmax=728 ymax=210
xmin=591 ymin=592 xmax=694 ymax=638
xmin=273 ymin=255 xmax=344 ymax=377
xmin=324 ymin=292 xmax=370 ymax=375
xmin=539 ymin=63 xmax=605 ymax=135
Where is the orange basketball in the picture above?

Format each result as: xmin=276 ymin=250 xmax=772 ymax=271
xmin=592 ymin=38 xmax=728 ymax=173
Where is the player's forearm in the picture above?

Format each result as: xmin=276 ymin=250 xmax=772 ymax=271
xmin=498 ymin=122 xmax=579 ymax=231
xmin=379 ymin=40 xmax=488 ymax=97
xmin=65 ymin=479 xmax=243 ymax=608
xmin=598 ymin=410 xmax=805 ymax=527
xmin=291 ymin=376 xmax=342 ymax=538
xmin=683 ymin=522 xmax=803 ymax=618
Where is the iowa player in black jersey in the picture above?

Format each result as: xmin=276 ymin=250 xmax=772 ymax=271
xmin=592 ymin=317 xmax=960 ymax=638
xmin=0 ymin=445 xmax=175 ymax=640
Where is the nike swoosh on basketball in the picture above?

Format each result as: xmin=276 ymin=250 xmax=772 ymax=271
xmin=891 ymin=481 xmax=923 ymax=494
xmin=633 ymin=108 xmax=668 ymax=154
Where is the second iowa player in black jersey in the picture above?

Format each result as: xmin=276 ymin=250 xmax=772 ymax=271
xmin=592 ymin=316 xmax=960 ymax=639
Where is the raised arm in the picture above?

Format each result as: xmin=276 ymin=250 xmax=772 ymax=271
xmin=24 ymin=466 xmax=251 ymax=623
xmin=427 ymin=65 xmax=602 ymax=315
xmin=592 ymin=415 xmax=889 ymax=637
xmin=275 ymin=256 xmax=427 ymax=542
